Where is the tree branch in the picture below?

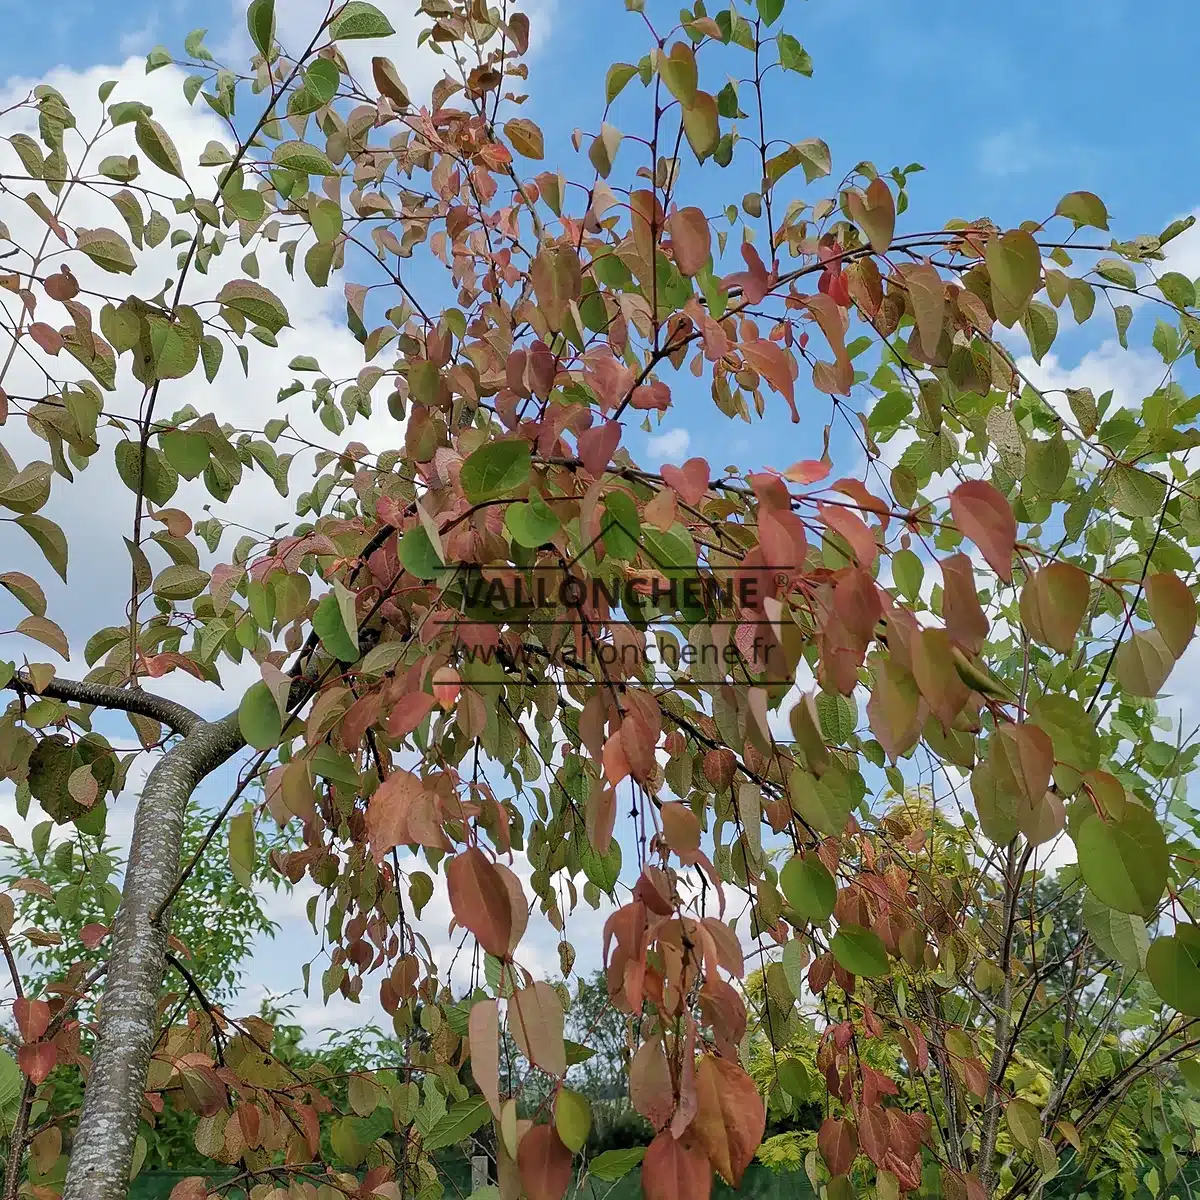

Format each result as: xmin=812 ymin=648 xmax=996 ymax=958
xmin=7 ymin=671 xmax=203 ymax=736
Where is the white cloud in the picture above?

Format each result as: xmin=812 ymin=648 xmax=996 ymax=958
xmin=646 ymin=428 xmax=691 ymax=462
xmin=977 ymin=123 xmax=1050 ymax=179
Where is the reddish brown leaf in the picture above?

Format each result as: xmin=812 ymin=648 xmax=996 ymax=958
xmin=80 ymin=923 xmax=109 ymax=950
xmin=168 ymin=1179 xmax=209 ymax=1200
xmin=691 ymin=1054 xmax=766 ymax=1186
xmin=18 ymin=1041 xmax=56 ymax=1084
xmin=447 ymin=847 xmax=513 ymax=959
xmin=667 ymin=206 xmax=711 ymax=277
xmin=386 ymin=691 xmax=438 ymax=739
xmin=14 ymin=997 xmax=50 ymax=1042
xmin=950 ymin=480 xmax=1017 ymax=583
xmin=741 ymin=337 xmax=798 ymax=422
xmin=577 ymin=418 xmax=622 ymax=476
xmin=517 ymin=1124 xmax=573 ymax=1200
xmin=365 ymin=768 xmax=448 ymax=861
xmin=783 ymin=457 xmax=832 ymax=485
xmin=642 ymin=1130 xmax=712 ymax=1200
xmin=818 ymin=1116 xmax=858 ymax=1177
xmin=940 ymin=553 xmax=989 ymax=654
xmin=510 ymin=981 xmax=567 ymax=1078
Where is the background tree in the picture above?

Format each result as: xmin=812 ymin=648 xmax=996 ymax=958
xmin=0 ymin=2 xmax=1198 ymax=1200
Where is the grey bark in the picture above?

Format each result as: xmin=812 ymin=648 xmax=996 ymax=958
xmin=7 ymin=671 xmax=203 ymax=736
xmin=62 ymin=710 xmax=243 ymax=1200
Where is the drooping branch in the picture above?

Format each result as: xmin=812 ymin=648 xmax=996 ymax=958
xmin=62 ymin=709 xmax=242 ymax=1200
xmin=6 ymin=671 xmax=203 ymax=736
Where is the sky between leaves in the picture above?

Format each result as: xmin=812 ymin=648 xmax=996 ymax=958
xmin=3 ymin=0 xmax=1200 ymax=1042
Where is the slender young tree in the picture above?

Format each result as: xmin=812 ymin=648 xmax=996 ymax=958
xmin=0 ymin=2 xmax=1198 ymax=1199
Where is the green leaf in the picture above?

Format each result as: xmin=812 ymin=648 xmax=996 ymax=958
xmin=75 ymin=226 xmax=136 ymax=274
xmin=201 ymin=335 xmax=223 ymax=383
xmin=1021 ymin=300 xmax=1058 ymax=364
xmin=1006 ymin=1098 xmax=1042 ymax=1151
xmin=579 ymin=834 xmax=621 ymax=893
xmin=290 ymin=59 xmax=340 ymax=116
xmin=153 ymin=564 xmax=210 ymax=601
xmin=555 ymin=1088 xmax=592 ymax=1153
xmin=1054 ymin=191 xmax=1109 ymax=230
xmin=891 ymin=547 xmax=923 ymax=600
xmin=1113 ymin=629 xmax=1175 ymax=698
xmin=398 ymin=527 xmax=445 ymax=580
xmin=328 ymin=1 xmax=396 ymax=40
xmin=115 ymin=441 xmax=178 ymax=506
xmin=461 ymin=440 xmax=531 ymax=503
xmin=271 ymin=139 xmax=339 ymax=176
xmin=601 ymin=490 xmax=641 ymax=560
xmin=1096 ymin=258 xmax=1136 ymax=289
xmin=830 ymin=925 xmax=888 ymax=978
xmin=161 ymin=431 xmax=210 ymax=480
xmin=1157 ymin=271 xmax=1195 ymax=309
xmin=757 ymin=0 xmax=785 ymax=24
xmin=311 ymin=197 xmax=343 ymax=243
xmin=1112 ymin=465 xmax=1166 ymax=519
xmin=313 ymin=592 xmax=358 ymax=662
xmin=1146 ymin=926 xmax=1200 ymax=1017
xmin=777 ymin=33 xmax=812 ymax=75
xmin=228 ymin=809 xmax=255 ymax=887
xmin=986 ymin=229 xmax=1041 ymax=327
xmin=134 ymin=116 xmax=185 ymax=180
xmin=780 ymin=855 xmax=836 ymax=924
xmin=589 ymin=1147 xmax=647 ymax=1182
xmin=216 ymin=279 xmax=290 ymax=334
xmin=788 ymin=765 xmax=852 ymax=836
xmin=1076 ymin=807 xmax=1167 ymax=917
xmin=238 ymin=680 xmax=282 ymax=751
xmin=778 ymin=1058 xmax=810 ymax=1101
xmin=247 ymin=0 xmax=276 ymax=55
xmin=605 ymin=63 xmax=638 ymax=104
xmin=505 ymin=491 xmax=561 ymax=548
xmin=422 ymin=1096 xmax=491 ymax=1152
xmin=16 ymin=515 xmax=68 ymax=581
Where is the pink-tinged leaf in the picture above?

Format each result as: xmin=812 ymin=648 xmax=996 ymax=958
xmin=630 ymin=1034 xmax=675 ymax=1130
xmin=583 ymin=351 xmax=635 ymax=412
xmin=846 ymin=177 xmax=896 ymax=253
xmin=517 ymin=1124 xmax=573 ymax=1200
xmin=386 ymin=691 xmax=438 ymax=739
xmin=495 ymin=862 xmax=529 ymax=953
xmin=469 ymin=999 xmax=502 ymax=1117
xmin=800 ymin=292 xmax=852 ymax=395
xmin=950 ymin=480 xmax=1017 ymax=582
xmin=168 ymin=1179 xmax=209 ymax=1200
xmin=660 ymin=458 xmax=710 ymax=506
xmin=901 ymin=262 xmax=946 ymax=354
xmin=740 ymin=338 xmax=798 ymax=422
xmin=722 ymin=241 xmax=771 ymax=304
xmin=14 ymin=997 xmax=50 ymax=1042
xmin=631 ymin=380 xmax=671 ymax=411
xmin=29 ymin=322 xmax=63 ymax=355
xmin=642 ymin=1130 xmax=712 ymax=1200
xmin=432 ymin=665 xmax=461 ymax=708
xmin=18 ymin=1041 xmax=56 ymax=1084
xmin=940 ymin=553 xmax=989 ymax=655
xmin=660 ymin=802 xmax=701 ymax=857
xmin=1145 ymin=571 xmax=1196 ymax=658
xmin=818 ymin=503 xmax=877 ymax=568
xmin=911 ymin=627 xmax=969 ymax=731
xmin=603 ymin=730 xmax=631 ymax=788
xmin=691 ymin=1055 xmax=766 ymax=1187
xmin=365 ymin=768 xmax=449 ymax=862
xmin=510 ymin=980 xmax=567 ymax=1078
xmin=783 ymin=458 xmax=832 ymax=485
xmin=818 ymin=1116 xmax=858 ymax=1177
xmin=667 ymin=206 xmax=711 ymax=277
xmin=447 ymin=848 xmax=513 ymax=959
xmin=577 ymin=419 xmax=622 ymax=476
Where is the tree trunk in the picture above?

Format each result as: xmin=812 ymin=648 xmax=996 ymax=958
xmin=62 ymin=711 xmax=243 ymax=1200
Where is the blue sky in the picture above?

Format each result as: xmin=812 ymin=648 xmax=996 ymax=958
xmin=2 ymin=0 xmax=1200 ymax=1039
